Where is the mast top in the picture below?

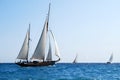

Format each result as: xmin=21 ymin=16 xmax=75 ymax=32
xmin=47 ymin=3 xmax=51 ymax=27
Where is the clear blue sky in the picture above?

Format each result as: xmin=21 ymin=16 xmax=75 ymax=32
xmin=1 ymin=0 xmax=120 ymax=63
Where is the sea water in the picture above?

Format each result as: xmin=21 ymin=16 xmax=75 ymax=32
xmin=0 ymin=63 xmax=120 ymax=80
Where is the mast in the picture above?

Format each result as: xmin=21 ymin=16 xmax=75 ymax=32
xmin=27 ymin=23 xmax=30 ymax=62
xmin=47 ymin=3 xmax=51 ymax=26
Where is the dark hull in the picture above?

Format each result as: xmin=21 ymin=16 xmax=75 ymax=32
xmin=16 ymin=61 xmax=56 ymax=67
xmin=107 ymin=62 xmax=111 ymax=64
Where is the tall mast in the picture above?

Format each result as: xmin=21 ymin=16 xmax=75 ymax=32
xmin=27 ymin=23 xmax=30 ymax=62
xmin=47 ymin=3 xmax=51 ymax=26
xmin=46 ymin=3 xmax=51 ymax=31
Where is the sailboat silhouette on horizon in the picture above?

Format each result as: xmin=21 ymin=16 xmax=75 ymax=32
xmin=73 ymin=54 xmax=78 ymax=63
xmin=107 ymin=53 xmax=113 ymax=64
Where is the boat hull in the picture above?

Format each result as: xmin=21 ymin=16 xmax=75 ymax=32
xmin=16 ymin=61 xmax=56 ymax=67
xmin=107 ymin=62 xmax=111 ymax=64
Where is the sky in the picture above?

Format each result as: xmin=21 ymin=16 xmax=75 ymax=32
xmin=1 ymin=0 xmax=120 ymax=63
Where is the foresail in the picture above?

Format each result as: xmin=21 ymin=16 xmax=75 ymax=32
xmin=46 ymin=35 xmax=52 ymax=61
xmin=50 ymin=31 xmax=61 ymax=59
xmin=31 ymin=18 xmax=48 ymax=60
xmin=17 ymin=26 xmax=30 ymax=60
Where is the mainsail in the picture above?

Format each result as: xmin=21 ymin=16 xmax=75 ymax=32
xmin=31 ymin=18 xmax=48 ymax=60
xmin=17 ymin=24 xmax=30 ymax=60
xmin=31 ymin=3 xmax=50 ymax=61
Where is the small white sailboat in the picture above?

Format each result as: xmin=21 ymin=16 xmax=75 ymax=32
xmin=15 ymin=3 xmax=61 ymax=67
xmin=107 ymin=53 xmax=113 ymax=64
xmin=73 ymin=54 xmax=78 ymax=63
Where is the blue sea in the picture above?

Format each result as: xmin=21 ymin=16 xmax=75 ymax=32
xmin=0 ymin=63 xmax=120 ymax=80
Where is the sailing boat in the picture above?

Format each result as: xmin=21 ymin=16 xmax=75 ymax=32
xmin=107 ymin=53 xmax=113 ymax=64
xmin=73 ymin=54 xmax=78 ymax=63
xmin=15 ymin=3 xmax=61 ymax=67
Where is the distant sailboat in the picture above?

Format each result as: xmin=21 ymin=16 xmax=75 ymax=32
xmin=15 ymin=3 xmax=61 ymax=67
xmin=73 ymin=54 xmax=78 ymax=63
xmin=107 ymin=53 xmax=113 ymax=64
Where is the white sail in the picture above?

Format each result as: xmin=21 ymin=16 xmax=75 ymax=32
xmin=108 ymin=53 xmax=113 ymax=63
xmin=31 ymin=19 xmax=48 ymax=60
xmin=73 ymin=54 xmax=78 ymax=63
xmin=50 ymin=31 xmax=61 ymax=59
xmin=46 ymin=35 xmax=52 ymax=61
xmin=17 ymin=25 xmax=30 ymax=60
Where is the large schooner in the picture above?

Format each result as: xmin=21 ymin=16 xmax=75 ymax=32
xmin=15 ymin=3 xmax=61 ymax=67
